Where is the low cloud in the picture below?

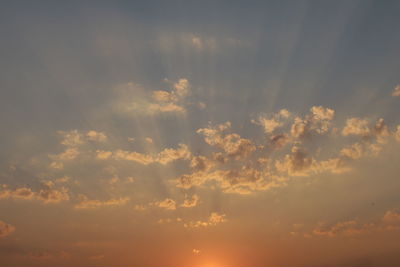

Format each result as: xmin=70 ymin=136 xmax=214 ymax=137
xmin=181 ymin=194 xmax=199 ymax=208
xmin=342 ymin=118 xmax=371 ymax=137
xmin=306 ymin=209 xmax=400 ymax=238
xmin=252 ymin=109 xmax=290 ymax=134
xmin=392 ymin=85 xmax=400 ymax=97
xmin=0 ymin=220 xmax=16 ymax=238
xmin=115 ymin=79 xmax=191 ymax=115
xmin=184 ymin=212 xmax=226 ymax=228
xmin=74 ymin=196 xmax=129 ymax=209
xmin=197 ymin=122 xmax=256 ymax=160
xmin=152 ymin=198 xmax=177 ymax=210
xmin=100 ymin=143 xmax=191 ymax=165
xmin=0 ymin=184 xmax=69 ymax=204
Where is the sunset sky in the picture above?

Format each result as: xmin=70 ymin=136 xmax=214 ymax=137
xmin=1 ymin=1 xmax=400 ymax=267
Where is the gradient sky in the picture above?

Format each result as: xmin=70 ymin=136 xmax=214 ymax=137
xmin=1 ymin=1 xmax=400 ymax=267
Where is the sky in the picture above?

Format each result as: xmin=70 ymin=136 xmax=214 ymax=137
xmin=1 ymin=1 xmax=400 ymax=266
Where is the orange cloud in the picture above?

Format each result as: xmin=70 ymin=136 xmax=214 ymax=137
xmin=0 ymin=220 xmax=16 ymax=238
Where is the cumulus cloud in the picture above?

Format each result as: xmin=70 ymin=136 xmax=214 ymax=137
xmin=382 ymin=209 xmax=400 ymax=224
xmin=184 ymin=212 xmax=226 ymax=228
xmin=275 ymin=146 xmax=350 ymax=177
xmin=0 ymin=220 xmax=16 ymax=238
xmin=275 ymin=147 xmax=315 ymax=176
xmin=86 ymin=130 xmax=107 ymax=142
xmin=340 ymin=143 xmax=364 ymax=159
xmin=49 ymin=130 xmax=108 ymax=168
xmin=74 ymin=196 xmax=130 ymax=209
xmin=192 ymin=249 xmax=201 ymax=255
xmin=177 ymin=166 xmax=285 ymax=195
xmin=290 ymin=106 xmax=335 ymax=138
xmin=0 ymin=184 xmax=69 ymax=204
xmin=190 ymin=156 xmax=215 ymax=172
xmin=342 ymin=118 xmax=371 ymax=137
xmin=181 ymin=194 xmax=199 ymax=208
xmin=197 ymin=122 xmax=256 ymax=160
xmin=25 ymin=251 xmax=70 ymax=261
xmin=372 ymin=118 xmax=390 ymax=143
xmin=152 ymin=198 xmax=176 ymax=210
xmin=307 ymin=209 xmax=400 ymax=238
xmin=51 ymin=148 xmax=80 ymax=162
xmin=252 ymin=109 xmax=290 ymax=134
xmin=312 ymin=220 xmax=373 ymax=237
xmin=396 ymin=126 xmax=400 ymax=143
xmin=96 ymin=150 xmax=112 ymax=160
xmin=58 ymin=130 xmax=107 ymax=147
xmin=119 ymin=78 xmax=191 ymax=115
xmin=106 ymin=143 xmax=191 ymax=165
xmin=392 ymin=85 xmax=400 ymax=97
xmin=270 ymin=133 xmax=290 ymax=149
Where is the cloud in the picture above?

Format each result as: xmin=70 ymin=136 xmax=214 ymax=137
xmin=36 ymin=187 xmax=70 ymax=204
xmin=382 ymin=209 xmax=400 ymax=224
xmin=74 ymin=196 xmax=129 ymax=209
xmin=58 ymin=130 xmax=84 ymax=147
xmin=372 ymin=118 xmax=390 ymax=143
xmin=184 ymin=212 xmax=226 ymax=228
xmin=290 ymin=106 xmax=335 ymax=138
xmin=0 ymin=185 xmax=69 ymax=204
xmin=392 ymin=85 xmax=400 ymax=97
xmin=107 ymin=143 xmax=191 ymax=165
xmin=112 ymin=150 xmax=155 ymax=165
xmin=152 ymin=198 xmax=176 ymax=210
xmin=156 ymin=144 xmax=192 ymax=164
xmin=396 ymin=126 xmax=400 ymax=142
xmin=117 ymin=78 xmax=191 ymax=115
xmin=58 ymin=130 xmax=107 ymax=147
xmin=275 ymin=146 xmax=315 ymax=176
xmin=190 ymin=156 xmax=215 ymax=172
xmin=49 ymin=130 xmax=109 ymax=168
xmin=252 ymin=109 xmax=290 ymax=134
xmin=307 ymin=209 xmax=400 ymax=238
xmin=177 ymin=166 xmax=285 ymax=195
xmin=25 ymin=251 xmax=70 ymax=261
xmin=181 ymin=194 xmax=199 ymax=208
xmin=96 ymin=150 xmax=112 ymax=160
xmin=52 ymin=148 xmax=80 ymax=161
xmin=275 ymin=146 xmax=351 ymax=177
xmin=197 ymin=122 xmax=256 ymax=160
xmin=0 ymin=221 xmax=16 ymax=238
xmin=312 ymin=220 xmax=373 ymax=237
xmin=342 ymin=118 xmax=371 ymax=137
xmin=270 ymin=133 xmax=290 ymax=149
xmin=89 ymin=254 xmax=105 ymax=261
xmin=86 ymin=130 xmax=107 ymax=142
xmin=340 ymin=143 xmax=364 ymax=159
